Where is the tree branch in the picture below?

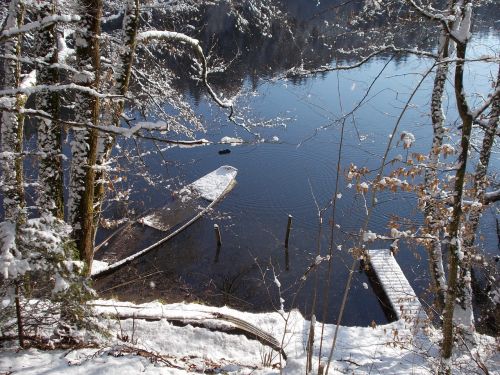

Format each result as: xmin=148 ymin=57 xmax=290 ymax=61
xmin=0 ymin=83 xmax=121 ymax=99
xmin=0 ymin=15 xmax=80 ymax=43
xmin=283 ymin=45 xmax=436 ymax=78
xmin=137 ymin=30 xmax=234 ymax=115
xmin=484 ymin=189 xmax=500 ymax=205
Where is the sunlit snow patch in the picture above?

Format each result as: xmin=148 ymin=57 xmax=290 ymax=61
xmin=187 ymin=165 xmax=238 ymax=201
xmin=91 ymin=260 xmax=109 ymax=276
xmin=220 ymin=136 xmax=243 ymax=145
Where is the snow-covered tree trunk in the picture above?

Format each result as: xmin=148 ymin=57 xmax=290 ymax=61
xmin=68 ymin=0 xmax=102 ymax=272
xmin=92 ymin=0 xmax=140 ymax=237
xmin=35 ymin=0 xmax=64 ymax=219
xmin=441 ymin=2 xmax=474 ymax=370
xmin=423 ymin=28 xmax=451 ymax=309
xmin=0 ymin=0 xmax=26 ymax=226
xmin=451 ymin=64 xmax=499 ymax=347
xmin=113 ymin=0 xmax=140 ymax=117
xmin=0 ymin=0 xmax=26 ymax=349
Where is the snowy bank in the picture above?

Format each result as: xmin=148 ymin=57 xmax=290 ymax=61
xmin=1 ymin=300 xmax=498 ymax=374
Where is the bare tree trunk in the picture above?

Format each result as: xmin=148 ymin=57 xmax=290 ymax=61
xmin=35 ymin=0 xmax=64 ymax=219
xmin=92 ymin=0 xmax=140 ymax=239
xmin=68 ymin=0 xmax=102 ymax=272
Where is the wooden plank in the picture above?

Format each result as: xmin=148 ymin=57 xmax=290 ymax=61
xmin=367 ymin=249 xmax=428 ymax=325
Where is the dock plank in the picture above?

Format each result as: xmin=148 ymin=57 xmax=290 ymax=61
xmin=368 ymin=249 xmax=428 ymax=325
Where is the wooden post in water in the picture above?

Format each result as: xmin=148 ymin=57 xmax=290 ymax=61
xmin=284 ymin=214 xmax=293 ymax=248
xmin=214 ymin=224 xmax=222 ymax=247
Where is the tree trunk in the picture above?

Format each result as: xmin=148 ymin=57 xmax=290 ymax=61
xmin=68 ymin=0 xmax=102 ymax=273
xmin=92 ymin=0 xmax=140 ymax=240
xmin=441 ymin=25 xmax=474 ymax=373
xmin=0 ymin=0 xmax=26 ymax=350
xmin=463 ymin=65 xmax=500 ymax=249
xmin=35 ymin=0 xmax=64 ymax=219
xmin=423 ymin=31 xmax=451 ymax=310
xmin=1 ymin=0 xmax=26 ymax=226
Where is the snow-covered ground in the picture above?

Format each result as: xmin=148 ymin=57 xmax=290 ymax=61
xmin=1 ymin=300 xmax=498 ymax=374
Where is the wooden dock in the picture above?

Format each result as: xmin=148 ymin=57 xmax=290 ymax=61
xmin=367 ymin=249 xmax=428 ymax=326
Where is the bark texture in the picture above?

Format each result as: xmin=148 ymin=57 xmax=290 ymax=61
xmin=1 ymin=0 xmax=26 ymax=226
xmin=92 ymin=0 xmax=140 ymax=240
xmin=68 ymin=0 xmax=102 ymax=272
xmin=423 ymin=32 xmax=451 ymax=308
xmin=35 ymin=0 xmax=64 ymax=219
xmin=441 ymin=25 xmax=473 ymax=373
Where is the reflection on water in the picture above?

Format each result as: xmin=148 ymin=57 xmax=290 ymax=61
xmin=95 ymin=2 xmax=499 ymax=327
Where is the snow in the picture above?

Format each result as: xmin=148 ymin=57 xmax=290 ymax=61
xmin=1 ymin=299 xmax=498 ymax=374
xmin=0 ymin=15 xmax=80 ymax=39
xmin=91 ymin=260 xmax=109 ymax=275
xmin=187 ymin=165 xmax=238 ymax=201
xmin=273 ymin=276 xmax=281 ymax=288
xmin=359 ymin=182 xmax=369 ymax=191
xmin=94 ymin=121 xmax=170 ymax=138
xmin=451 ymin=3 xmax=472 ymax=43
xmin=362 ymin=230 xmax=377 ymax=242
xmin=220 ymin=136 xmax=243 ymax=145
xmin=400 ymin=131 xmax=415 ymax=149
xmin=0 ymin=83 xmax=110 ymax=98
xmin=137 ymin=30 xmax=200 ymax=47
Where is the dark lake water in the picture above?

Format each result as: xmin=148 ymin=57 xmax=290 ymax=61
xmin=95 ymin=3 xmax=499 ymax=328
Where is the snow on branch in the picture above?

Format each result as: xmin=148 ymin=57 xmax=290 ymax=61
xmin=0 ymin=104 xmax=209 ymax=145
xmin=449 ymin=2 xmax=472 ymax=44
xmin=0 ymin=15 xmax=80 ymax=43
xmin=470 ymin=86 xmax=500 ymax=119
xmin=484 ymin=189 xmax=500 ymax=205
xmin=406 ymin=0 xmax=450 ymax=22
xmin=137 ymin=30 xmax=199 ymax=47
xmin=92 ymin=121 xmax=206 ymax=144
xmin=0 ymin=83 xmax=120 ymax=99
xmin=137 ymin=30 xmax=234 ymax=115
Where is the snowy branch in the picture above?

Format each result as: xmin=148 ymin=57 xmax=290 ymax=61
xmin=0 ymin=15 xmax=80 ymax=43
xmin=406 ymin=0 xmax=449 ymax=21
xmin=470 ymin=86 xmax=500 ymax=119
xmin=0 ymin=105 xmax=208 ymax=145
xmin=484 ymin=189 xmax=500 ymax=205
xmin=0 ymin=84 xmax=121 ymax=99
xmin=137 ymin=30 xmax=234 ymax=115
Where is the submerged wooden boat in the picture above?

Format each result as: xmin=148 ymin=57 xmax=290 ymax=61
xmin=92 ymin=165 xmax=238 ymax=277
